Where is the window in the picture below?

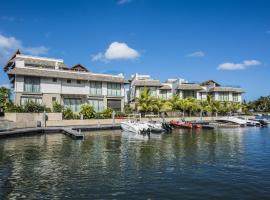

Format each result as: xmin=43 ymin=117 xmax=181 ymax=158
xmin=24 ymin=76 xmax=40 ymax=93
xmin=233 ymin=93 xmax=239 ymax=102
xmin=219 ymin=92 xmax=229 ymax=101
xmin=89 ymin=81 xmax=102 ymax=95
xmin=88 ymin=99 xmax=104 ymax=112
xmin=53 ymin=78 xmax=57 ymax=82
xmin=63 ymin=98 xmax=82 ymax=112
xmin=139 ymin=87 xmax=157 ymax=96
xmin=21 ymin=96 xmax=42 ymax=105
xmin=67 ymin=79 xmax=71 ymax=83
xmin=52 ymin=97 xmax=56 ymax=102
xmin=77 ymin=80 xmax=81 ymax=84
xmin=107 ymin=99 xmax=121 ymax=112
xmin=160 ymin=90 xmax=168 ymax=99
xmin=107 ymin=83 xmax=121 ymax=96
xmin=182 ymin=90 xmax=197 ymax=98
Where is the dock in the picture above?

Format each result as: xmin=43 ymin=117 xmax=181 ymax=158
xmin=0 ymin=124 xmax=121 ymax=140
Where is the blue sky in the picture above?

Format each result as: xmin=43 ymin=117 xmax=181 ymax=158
xmin=0 ymin=0 xmax=269 ymax=100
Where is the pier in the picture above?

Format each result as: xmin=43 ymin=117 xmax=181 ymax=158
xmin=0 ymin=124 xmax=121 ymax=140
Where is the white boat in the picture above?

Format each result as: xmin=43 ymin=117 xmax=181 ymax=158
xmin=120 ymin=121 xmax=150 ymax=135
xmin=239 ymin=117 xmax=261 ymax=127
xmin=216 ymin=117 xmax=247 ymax=126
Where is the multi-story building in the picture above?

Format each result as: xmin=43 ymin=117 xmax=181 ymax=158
xmin=4 ymin=50 xmax=127 ymax=112
xmin=129 ymin=75 xmax=244 ymax=103
xmin=129 ymin=73 xmax=173 ymax=102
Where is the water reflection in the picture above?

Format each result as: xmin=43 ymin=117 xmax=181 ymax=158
xmin=0 ymin=127 xmax=270 ymax=199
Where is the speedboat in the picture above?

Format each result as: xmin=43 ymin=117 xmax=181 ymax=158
xmin=216 ymin=117 xmax=247 ymax=126
xmin=238 ymin=117 xmax=261 ymax=127
xmin=120 ymin=121 xmax=150 ymax=135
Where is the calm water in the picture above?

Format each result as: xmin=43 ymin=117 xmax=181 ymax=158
xmin=1 ymin=128 xmax=270 ymax=199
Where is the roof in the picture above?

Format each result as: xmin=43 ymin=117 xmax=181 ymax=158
xmin=208 ymin=87 xmax=244 ymax=93
xmin=201 ymin=80 xmax=221 ymax=87
xmin=160 ymin=84 xmax=171 ymax=90
xmin=177 ymin=84 xmax=203 ymax=90
xmin=133 ymin=80 xmax=162 ymax=87
xmin=8 ymin=67 xmax=127 ymax=83
xmin=4 ymin=49 xmax=21 ymax=72
xmin=70 ymin=64 xmax=89 ymax=72
xmin=16 ymin=56 xmax=68 ymax=69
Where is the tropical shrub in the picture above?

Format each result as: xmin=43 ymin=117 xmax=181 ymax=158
xmin=52 ymin=101 xmax=63 ymax=112
xmin=5 ymin=102 xmax=24 ymax=113
xmin=101 ymin=108 xmax=113 ymax=118
xmin=0 ymin=87 xmax=11 ymax=113
xmin=23 ymin=101 xmax=48 ymax=113
xmin=124 ymin=104 xmax=133 ymax=114
xmin=79 ymin=104 xmax=95 ymax=119
xmin=63 ymin=107 xmax=75 ymax=120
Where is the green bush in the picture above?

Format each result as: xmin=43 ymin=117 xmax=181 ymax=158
xmin=5 ymin=102 xmax=24 ymax=113
xmin=52 ymin=101 xmax=63 ymax=112
xmin=115 ymin=111 xmax=127 ymax=117
xmin=23 ymin=101 xmax=47 ymax=113
xmin=94 ymin=112 xmax=105 ymax=119
xmin=124 ymin=104 xmax=133 ymax=114
xmin=79 ymin=104 xmax=95 ymax=119
xmin=101 ymin=108 xmax=113 ymax=118
xmin=63 ymin=107 xmax=74 ymax=119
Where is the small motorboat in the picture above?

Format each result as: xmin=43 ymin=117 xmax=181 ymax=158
xmin=170 ymin=120 xmax=193 ymax=129
xmin=120 ymin=121 xmax=150 ymax=135
xmin=216 ymin=117 xmax=246 ymax=126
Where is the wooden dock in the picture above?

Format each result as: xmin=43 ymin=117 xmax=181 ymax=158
xmin=0 ymin=124 xmax=121 ymax=140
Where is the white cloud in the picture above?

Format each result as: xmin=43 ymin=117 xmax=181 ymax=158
xmin=0 ymin=84 xmax=10 ymax=88
xmin=0 ymin=34 xmax=48 ymax=65
xmin=218 ymin=60 xmax=261 ymax=70
xmin=187 ymin=51 xmax=205 ymax=57
xmin=117 ymin=0 xmax=132 ymax=5
xmin=92 ymin=42 xmax=140 ymax=62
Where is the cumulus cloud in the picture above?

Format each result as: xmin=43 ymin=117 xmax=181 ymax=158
xmin=187 ymin=51 xmax=205 ymax=57
xmin=218 ymin=60 xmax=261 ymax=70
xmin=116 ymin=0 xmax=132 ymax=5
xmin=92 ymin=42 xmax=140 ymax=62
xmin=0 ymin=34 xmax=48 ymax=65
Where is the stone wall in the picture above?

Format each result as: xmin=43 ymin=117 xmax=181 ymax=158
xmin=4 ymin=113 xmax=62 ymax=128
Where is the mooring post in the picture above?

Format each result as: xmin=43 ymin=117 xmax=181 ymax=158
xmin=112 ymin=110 xmax=116 ymax=126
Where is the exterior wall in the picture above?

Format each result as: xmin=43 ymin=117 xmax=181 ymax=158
xmin=41 ymin=77 xmax=61 ymax=93
xmin=4 ymin=112 xmax=62 ymax=128
xmin=61 ymin=79 xmax=89 ymax=95
xmin=43 ymin=93 xmax=61 ymax=108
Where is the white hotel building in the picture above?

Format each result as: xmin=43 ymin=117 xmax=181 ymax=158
xmin=4 ymin=50 xmax=127 ymax=112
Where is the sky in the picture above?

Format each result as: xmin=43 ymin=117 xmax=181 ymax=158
xmin=0 ymin=0 xmax=269 ymax=100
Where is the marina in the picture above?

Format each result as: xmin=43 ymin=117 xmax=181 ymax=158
xmin=1 ymin=127 xmax=270 ymax=199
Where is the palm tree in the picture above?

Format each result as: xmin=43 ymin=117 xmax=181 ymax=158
xmin=135 ymin=87 xmax=153 ymax=113
xmin=168 ymin=94 xmax=180 ymax=111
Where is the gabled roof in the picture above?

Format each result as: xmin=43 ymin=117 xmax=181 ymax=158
xmin=201 ymin=80 xmax=221 ymax=87
xmin=177 ymin=84 xmax=203 ymax=90
xmin=4 ymin=49 xmax=21 ymax=72
xmin=8 ymin=67 xmax=127 ymax=83
xmin=160 ymin=84 xmax=171 ymax=90
xmin=70 ymin=64 xmax=89 ymax=72
xmin=208 ymin=87 xmax=244 ymax=93
xmin=133 ymin=79 xmax=162 ymax=87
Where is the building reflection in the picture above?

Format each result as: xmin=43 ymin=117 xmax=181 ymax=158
xmin=0 ymin=128 xmax=246 ymax=199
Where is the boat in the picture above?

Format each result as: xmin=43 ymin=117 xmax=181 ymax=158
xmin=170 ymin=120 xmax=193 ymax=129
xmin=216 ymin=117 xmax=247 ymax=126
xmin=120 ymin=121 xmax=150 ymax=135
xmin=238 ymin=117 xmax=261 ymax=127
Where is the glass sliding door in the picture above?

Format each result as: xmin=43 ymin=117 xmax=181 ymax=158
xmin=107 ymin=83 xmax=121 ymax=96
xmin=64 ymin=98 xmax=82 ymax=112
xmin=89 ymin=81 xmax=102 ymax=95
xmin=24 ymin=76 xmax=40 ymax=93
xmin=88 ymin=99 xmax=104 ymax=112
